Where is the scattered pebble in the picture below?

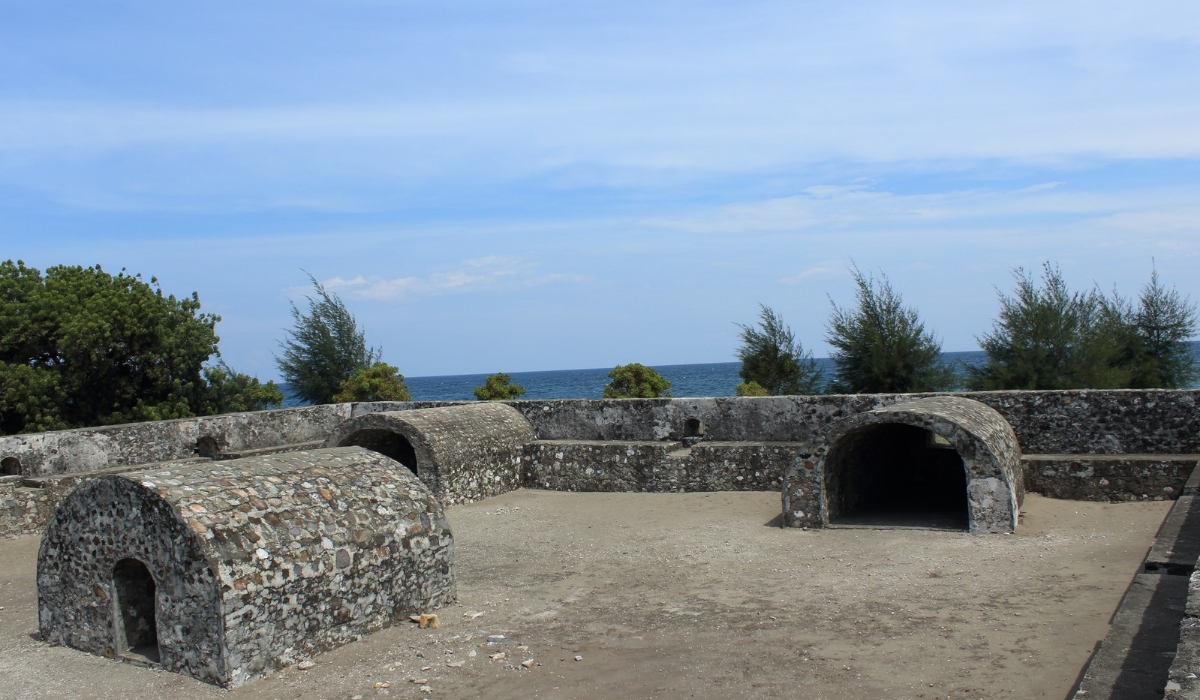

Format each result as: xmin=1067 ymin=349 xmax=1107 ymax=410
xmin=464 ymin=611 xmax=484 ymax=619
xmin=488 ymin=634 xmax=505 ymax=641
xmin=411 ymin=678 xmax=428 ymax=685
xmin=521 ymin=659 xmax=535 ymax=668
xmin=297 ymin=660 xmax=315 ymax=670
xmin=373 ymin=682 xmax=390 ymax=688
xmin=468 ymin=650 xmax=477 ymax=658
xmin=446 ymin=661 xmax=464 ymax=668
xmin=490 ymin=652 xmax=506 ymax=660
xmin=574 ymin=655 xmax=583 ymax=661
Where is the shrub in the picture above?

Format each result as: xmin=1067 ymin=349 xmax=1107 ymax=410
xmin=603 ymin=363 xmax=671 ymax=398
xmin=735 ymin=304 xmax=823 ymax=395
xmin=474 ymin=373 xmax=527 ymax=400
xmin=202 ymin=361 xmax=284 ymax=413
xmin=332 ymin=362 xmax=412 ymax=402
xmin=735 ymin=381 xmax=771 ymax=396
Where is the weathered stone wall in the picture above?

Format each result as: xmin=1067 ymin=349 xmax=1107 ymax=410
xmin=0 ymin=404 xmax=353 ymax=477
xmin=511 ymin=389 xmax=1200 ymax=456
xmin=37 ymin=447 xmax=456 ymax=688
xmin=1022 ymin=455 xmax=1199 ymax=502
xmin=4 ymin=389 xmax=1197 ymax=482
xmin=1166 ymin=564 xmax=1200 ymax=699
xmin=523 ymin=440 xmax=812 ymax=495
xmin=323 ymin=403 xmax=536 ymax=505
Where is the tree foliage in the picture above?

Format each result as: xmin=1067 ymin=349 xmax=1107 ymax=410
xmin=202 ymin=361 xmax=284 ymax=413
xmin=0 ymin=260 xmax=274 ymax=434
xmin=735 ymin=380 xmax=771 ymax=396
xmin=826 ymin=267 xmax=954 ymax=394
xmin=276 ymin=275 xmax=379 ymax=404
xmin=473 ymin=372 xmax=526 ymax=401
xmin=332 ymin=362 xmax=411 ymax=402
xmin=735 ymin=304 xmax=823 ymax=395
xmin=970 ymin=264 xmax=1197 ymax=390
xmin=603 ymin=363 xmax=671 ymax=398
xmin=1128 ymin=269 xmax=1198 ymax=388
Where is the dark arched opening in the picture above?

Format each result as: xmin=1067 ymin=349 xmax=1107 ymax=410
xmin=1 ymin=457 xmax=20 ymax=476
xmin=340 ymin=429 xmax=418 ymax=474
xmin=112 ymin=558 xmax=160 ymax=663
xmin=195 ymin=437 xmax=220 ymax=460
xmin=825 ymin=423 xmax=968 ymax=530
xmin=683 ymin=418 xmax=703 ymax=437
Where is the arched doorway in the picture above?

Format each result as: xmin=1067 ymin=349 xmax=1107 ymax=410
xmin=788 ymin=396 xmax=1022 ymax=533
xmin=339 ymin=429 xmax=419 ymax=475
xmin=823 ymin=423 xmax=968 ymax=529
xmin=112 ymin=558 xmax=160 ymax=663
xmin=1 ymin=456 xmax=20 ymax=476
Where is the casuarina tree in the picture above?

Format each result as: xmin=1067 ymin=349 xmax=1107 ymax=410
xmin=276 ymin=275 xmax=380 ymax=404
xmin=826 ymin=266 xmax=954 ymax=394
xmin=735 ymin=304 xmax=823 ymax=395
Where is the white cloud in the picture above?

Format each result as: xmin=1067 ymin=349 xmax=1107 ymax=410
xmin=322 ymin=256 xmax=585 ymax=301
xmin=646 ymin=182 xmax=1200 ymax=237
xmin=780 ymin=261 xmax=845 ymax=284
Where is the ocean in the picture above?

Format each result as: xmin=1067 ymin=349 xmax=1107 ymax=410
xmin=281 ymin=349 xmax=1009 ymax=405
xmin=278 ymin=342 xmax=1200 ymax=406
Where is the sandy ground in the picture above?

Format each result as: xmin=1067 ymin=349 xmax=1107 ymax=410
xmin=0 ymin=491 xmax=1172 ymax=700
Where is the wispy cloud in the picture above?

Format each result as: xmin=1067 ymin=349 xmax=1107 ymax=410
xmin=646 ymin=182 xmax=1200 ymax=237
xmin=322 ymin=256 xmax=585 ymax=302
xmin=780 ymin=261 xmax=845 ymax=284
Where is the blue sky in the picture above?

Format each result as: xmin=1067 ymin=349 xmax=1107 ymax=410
xmin=3 ymin=1 xmax=1198 ymax=380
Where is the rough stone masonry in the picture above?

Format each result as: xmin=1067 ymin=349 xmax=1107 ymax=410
xmin=36 ymin=447 xmax=456 ymax=688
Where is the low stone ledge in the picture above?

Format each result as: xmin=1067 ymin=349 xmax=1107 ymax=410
xmin=1167 ymin=568 xmax=1200 ymax=698
xmin=523 ymin=440 xmax=681 ymax=492
xmin=1023 ymin=455 xmax=1200 ymax=503
xmin=522 ymin=440 xmax=813 ymax=495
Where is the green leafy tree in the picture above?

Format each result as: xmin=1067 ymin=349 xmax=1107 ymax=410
xmin=826 ymin=267 xmax=954 ymax=394
xmin=735 ymin=304 xmax=823 ymax=395
xmin=603 ymin=363 xmax=672 ymax=398
xmin=972 ymin=264 xmax=1197 ymax=390
xmin=735 ymin=380 xmax=771 ymax=396
xmin=202 ymin=361 xmax=284 ymax=413
xmin=474 ymin=372 xmax=527 ymax=400
xmin=1129 ymin=268 xmax=1198 ymax=388
xmin=276 ymin=275 xmax=379 ymax=404
xmin=0 ymin=260 xmax=226 ymax=434
xmin=332 ymin=362 xmax=411 ymax=402
xmin=969 ymin=264 xmax=1133 ymax=390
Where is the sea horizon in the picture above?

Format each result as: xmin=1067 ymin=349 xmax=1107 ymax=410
xmin=279 ymin=342 xmax=1200 ymax=406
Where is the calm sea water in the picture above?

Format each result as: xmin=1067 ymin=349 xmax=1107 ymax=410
xmin=281 ymin=343 xmax=1200 ymax=405
xmin=279 ymin=350 xmax=998 ymax=405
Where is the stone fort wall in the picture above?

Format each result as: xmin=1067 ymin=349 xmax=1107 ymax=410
xmin=3 ymin=389 xmax=1199 ymax=538
xmin=2 ymin=389 xmax=1196 ymax=479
